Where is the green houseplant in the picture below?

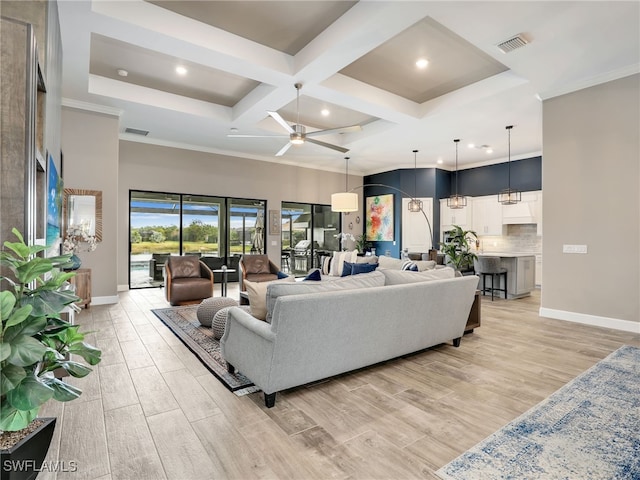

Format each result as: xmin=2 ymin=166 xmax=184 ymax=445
xmin=440 ymin=225 xmax=478 ymax=272
xmin=1 ymin=228 xmax=102 ymax=477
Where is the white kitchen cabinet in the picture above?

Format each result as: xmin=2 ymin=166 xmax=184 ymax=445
xmin=472 ymin=196 xmax=504 ymax=236
xmin=515 ymin=256 xmax=536 ymax=295
xmin=440 ymin=198 xmax=472 ymax=231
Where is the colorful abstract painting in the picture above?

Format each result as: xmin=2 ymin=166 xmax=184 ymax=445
xmin=366 ymin=194 xmax=394 ymax=241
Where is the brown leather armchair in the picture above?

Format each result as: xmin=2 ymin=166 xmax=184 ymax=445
xmin=164 ymin=256 xmax=214 ymax=306
xmin=238 ymin=254 xmax=280 ymax=293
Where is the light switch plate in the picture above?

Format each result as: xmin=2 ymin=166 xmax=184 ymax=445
xmin=563 ymin=244 xmax=588 ymax=254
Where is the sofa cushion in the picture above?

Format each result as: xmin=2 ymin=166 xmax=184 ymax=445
xmin=377 ymin=255 xmax=436 ymax=271
xmin=244 ymin=276 xmax=295 ymax=320
xmin=355 ymin=255 xmax=379 ymax=265
xmin=377 ymin=255 xmax=405 ymax=270
xmin=265 ymin=270 xmax=385 ymax=323
xmin=329 ymin=250 xmax=358 ymax=276
xmin=167 ymin=256 xmax=201 ymax=278
xmin=243 ymin=255 xmax=271 ymax=274
xmin=381 ymin=267 xmax=456 ymax=285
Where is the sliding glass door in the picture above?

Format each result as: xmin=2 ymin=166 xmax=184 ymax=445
xmin=130 ymin=191 xmax=181 ymax=288
xmin=281 ymin=202 xmax=340 ymax=276
xmin=129 ymin=191 xmax=265 ymax=288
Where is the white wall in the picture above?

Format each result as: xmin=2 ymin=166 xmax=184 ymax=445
xmin=541 ymin=74 xmax=639 ymax=330
xmin=117 ymin=140 xmax=362 ymax=289
xmin=61 ymin=107 xmax=119 ymax=304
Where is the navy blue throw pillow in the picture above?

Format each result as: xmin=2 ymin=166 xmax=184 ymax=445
xmin=303 ymin=269 xmax=322 ymax=281
xmin=277 ymin=271 xmax=289 ymax=279
xmin=351 ymin=262 xmax=379 ymax=275
xmin=341 ymin=261 xmax=356 ymax=277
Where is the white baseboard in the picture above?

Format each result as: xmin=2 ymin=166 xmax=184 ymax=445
xmin=539 ymin=307 xmax=640 ymax=333
xmin=117 ymin=284 xmax=129 ymax=292
xmin=92 ymin=295 xmax=119 ymax=306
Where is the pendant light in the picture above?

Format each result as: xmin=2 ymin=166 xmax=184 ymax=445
xmin=331 ymin=156 xmax=358 ymax=212
xmin=407 ymin=149 xmax=423 ymax=212
xmin=498 ymin=125 xmax=521 ymax=204
xmin=447 ymin=139 xmax=467 ymax=209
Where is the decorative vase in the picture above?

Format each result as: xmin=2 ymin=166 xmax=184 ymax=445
xmin=68 ymin=254 xmax=81 ymax=270
xmin=0 ymin=417 xmax=56 ymax=480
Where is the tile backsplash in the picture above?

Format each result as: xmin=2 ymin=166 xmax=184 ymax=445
xmin=476 ymin=224 xmax=541 ymax=254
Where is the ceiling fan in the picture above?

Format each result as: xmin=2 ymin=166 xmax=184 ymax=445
xmin=228 ymin=83 xmax=362 ymax=156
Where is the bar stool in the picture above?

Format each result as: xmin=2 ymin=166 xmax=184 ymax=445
xmin=474 ymin=257 xmax=507 ymax=300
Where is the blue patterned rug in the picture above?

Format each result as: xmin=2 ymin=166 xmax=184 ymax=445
xmin=436 ymin=345 xmax=640 ymax=480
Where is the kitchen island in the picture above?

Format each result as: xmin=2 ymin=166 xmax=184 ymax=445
xmin=477 ymin=253 xmax=536 ymax=299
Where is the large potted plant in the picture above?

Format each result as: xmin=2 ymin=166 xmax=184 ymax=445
xmin=440 ymin=225 xmax=478 ymax=273
xmin=1 ymin=229 xmax=102 ymax=480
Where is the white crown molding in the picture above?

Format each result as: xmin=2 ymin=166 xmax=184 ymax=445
xmin=118 ymin=134 xmax=366 ymax=176
xmin=62 ymin=98 xmax=123 ymax=117
xmin=539 ymin=307 xmax=640 ymax=333
xmin=539 ymin=64 xmax=640 ymax=100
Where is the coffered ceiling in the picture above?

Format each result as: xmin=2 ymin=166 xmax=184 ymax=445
xmin=58 ymin=1 xmax=640 ymax=175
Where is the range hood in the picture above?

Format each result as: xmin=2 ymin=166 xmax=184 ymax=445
xmin=502 ymin=202 xmax=536 ymax=224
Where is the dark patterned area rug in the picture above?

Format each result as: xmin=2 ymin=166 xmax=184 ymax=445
xmin=151 ymin=306 xmax=259 ymax=396
xmin=436 ymin=345 xmax=640 ymax=479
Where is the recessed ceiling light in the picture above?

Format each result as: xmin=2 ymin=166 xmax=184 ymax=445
xmin=117 ymin=69 xmax=128 ymax=77
xmin=175 ymin=66 xmax=187 ymax=75
xmin=415 ymin=58 xmax=429 ymax=69
xmin=437 ymin=158 xmax=443 ymax=164
xmin=467 ymin=143 xmax=475 ymax=149
xmin=486 ymin=148 xmax=493 ymax=154
xmin=321 ymin=108 xmax=330 ymax=116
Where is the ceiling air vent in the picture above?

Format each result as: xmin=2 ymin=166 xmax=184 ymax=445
xmin=125 ymin=128 xmax=149 ymax=136
xmin=496 ymin=34 xmax=529 ymax=54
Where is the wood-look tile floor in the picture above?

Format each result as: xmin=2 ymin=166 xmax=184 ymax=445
xmin=38 ymin=285 xmax=640 ymax=480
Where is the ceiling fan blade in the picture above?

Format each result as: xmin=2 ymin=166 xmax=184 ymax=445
xmin=306 ymin=138 xmax=349 ymax=153
xmin=267 ymin=111 xmax=294 ymax=134
xmin=306 ymin=125 xmax=362 ymax=137
xmin=227 ymin=134 xmax=288 ymax=138
xmin=275 ymin=142 xmax=293 ymax=157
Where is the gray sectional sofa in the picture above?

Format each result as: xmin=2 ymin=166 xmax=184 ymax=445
xmin=220 ymin=269 xmax=478 ymax=407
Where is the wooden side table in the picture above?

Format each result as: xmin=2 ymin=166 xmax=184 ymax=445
xmin=70 ymin=268 xmax=92 ymax=308
xmin=465 ymin=290 xmax=481 ymax=334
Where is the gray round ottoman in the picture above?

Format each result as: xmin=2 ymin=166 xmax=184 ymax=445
xmin=212 ymin=305 xmax=252 ymax=340
xmin=196 ymin=297 xmax=238 ymax=327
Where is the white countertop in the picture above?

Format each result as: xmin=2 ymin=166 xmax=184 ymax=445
xmin=477 ymin=252 xmax=538 ymax=258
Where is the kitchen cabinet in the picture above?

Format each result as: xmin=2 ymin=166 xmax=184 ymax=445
xmin=472 ymin=196 xmax=504 ymax=236
xmin=440 ymin=199 xmax=472 ymax=232
xmin=514 ymin=256 xmax=536 ymax=295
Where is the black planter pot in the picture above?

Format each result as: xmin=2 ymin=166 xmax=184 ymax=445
xmin=1 ymin=418 xmax=56 ymax=480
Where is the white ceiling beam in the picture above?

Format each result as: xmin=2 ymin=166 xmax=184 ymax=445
xmin=89 ymin=75 xmax=231 ymax=121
